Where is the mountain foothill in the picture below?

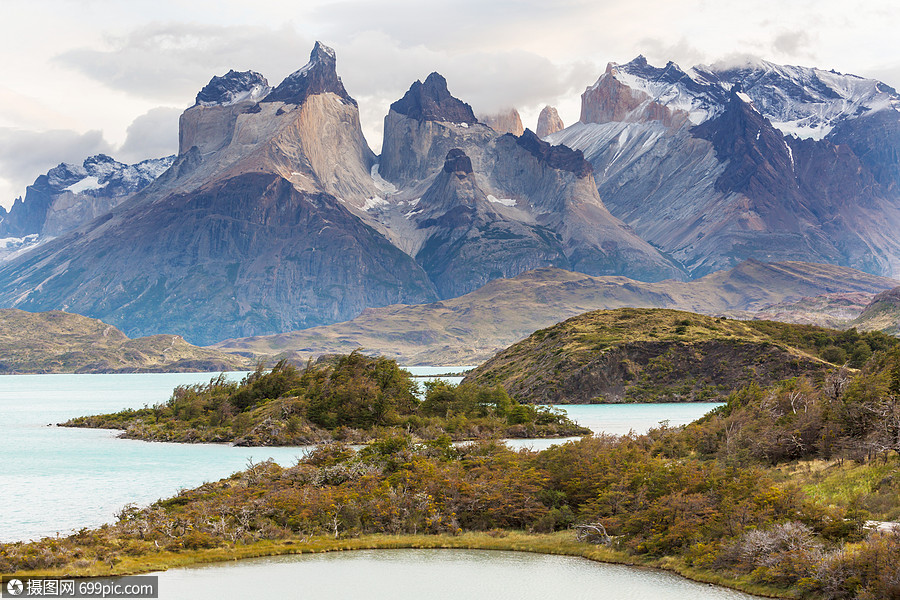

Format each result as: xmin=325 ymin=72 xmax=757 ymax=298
xmin=1 ymin=43 xmax=900 ymax=347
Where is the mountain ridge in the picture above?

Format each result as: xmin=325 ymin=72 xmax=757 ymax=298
xmin=212 ymin=261 xmax=899 ymax=365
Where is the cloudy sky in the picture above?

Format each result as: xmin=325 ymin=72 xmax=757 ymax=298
xmin=1 ymin=0 xmax=898 ymax=207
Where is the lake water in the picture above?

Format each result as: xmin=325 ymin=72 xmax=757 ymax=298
xmin=155 ymin=548 xmax=760 ymax=599
xmin=0 ymin=372 xmax=719 ymax=543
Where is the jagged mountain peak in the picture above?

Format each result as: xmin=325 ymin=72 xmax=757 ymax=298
xmin=512 ymin=129 xmax=592 ymax=178
xmin=390 ymin=72 xmax=477 ymax=124
xmin=263 ymin=41 xmax=356 ymax=106
xmin=194 ymin=70 xmax=270 ymax=107
xmin=442 ymin=148 xmax=474 ymax=175
xmin=584 ymin=55 xmax=726 ymax=126
xmin=479 ymin=107 xmax=524 ymax=135
xmin=536 ymin=106 xmax=564 ymax=137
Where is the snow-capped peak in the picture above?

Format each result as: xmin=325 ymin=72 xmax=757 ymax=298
xmin=584 ymin=54 xmax=900 ymax=140
xmin=195 ymin=70 xmax=271 ymax=107
xmin=695 ymin=58 xmax=900 ymax=140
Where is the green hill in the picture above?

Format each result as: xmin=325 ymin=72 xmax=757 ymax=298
xmin=0 ymin=309 xmax=252 ymax=374
xmin=464 ymin=308 xmax=897 ymax=404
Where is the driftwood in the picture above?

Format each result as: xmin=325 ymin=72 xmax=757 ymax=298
xmin=575 ymin=522 xmax=611 ymax=545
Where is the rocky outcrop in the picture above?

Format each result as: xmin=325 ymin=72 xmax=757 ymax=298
xmin=379 ymin=73 xmax=493 ymax=187
xmin=486 ymin=131 xmax=682 ymax=281
xmin=464 ymin=308 xmax=836 ymax=404
xmin=579 ymin=58 xmax=719 ymax=128
xmin=479 ymin=108 xmax=524 ymax=136
xmin=389 ymin=72 xmax=477 ymax=124
xmin=194 ymin=70 xmax=270 ymax=106
xmin=175 ymin=43 xmax=378 ymax=208
xmin=536 ymin=106 xmax=564 ymax=137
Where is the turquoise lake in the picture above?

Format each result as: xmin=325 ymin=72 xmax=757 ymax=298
xmin=0 ymin=371 xmax=720 ymax=543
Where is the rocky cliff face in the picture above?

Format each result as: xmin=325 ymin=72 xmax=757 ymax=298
xmin=411 ymin=149 xmax=569 ymax=297
xmin=379 ymin=73 xmax=494 ymax=188
xmin=479 ymin=108 xmax=524 ymax=136
xmin=536 ymin=105 xmax=564 ymax=137
xmin=551 ymin=55 xmax=900 ymax=278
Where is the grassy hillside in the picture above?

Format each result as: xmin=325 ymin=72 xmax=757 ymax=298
xmin=0 ymin=309 xmax=253 ymax=374
xmin=850 ymin=286 xmax=900 ymax=336
xmin=464 ymin=308 xmax=897 ymax=404
xmin=212 ymin=261 xmax=899 ymax=365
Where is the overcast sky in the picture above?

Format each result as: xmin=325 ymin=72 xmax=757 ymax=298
xmin=1 ymin=0 xmax=898 ymax=208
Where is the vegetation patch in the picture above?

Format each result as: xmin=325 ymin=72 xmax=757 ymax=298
xmin=62 ymin=352 xmax=588 ymax=444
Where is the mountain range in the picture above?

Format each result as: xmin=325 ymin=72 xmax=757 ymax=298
xmin=550 ymin=56 xmax=900 ymax=277
xmin=1 ymin=44 xmax=899 ymax=347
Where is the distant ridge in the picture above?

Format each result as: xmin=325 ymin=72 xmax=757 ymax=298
xmin=0 ymin=309 xmax=252 ymax=374
xmin=212 ymin=261 xmax=899 ymax=365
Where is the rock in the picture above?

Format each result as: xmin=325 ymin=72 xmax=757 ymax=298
xmin=536 ymin=106 xmax=564 ymax=137
xmin=389 ymin=72 xmax=477 ymax=124
xmin=194 ymin=70 xmax=270 ymax=107
xmin=262 ymin=41 xmax=356 ymax=106
xmin=479 ymin=108 xmax=524 ymax=135
xmin=512 ymin=129 xmax=592 ymax=178
xmin=379 ymin=74 xmax=494 ymax=186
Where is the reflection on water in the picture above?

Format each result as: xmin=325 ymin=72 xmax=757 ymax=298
xmin=156 ymin=548 xmax=761 ymax=600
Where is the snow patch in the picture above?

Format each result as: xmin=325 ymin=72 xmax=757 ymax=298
xmin=487 ymin=195 xmax=517 ymax=207
xmin=404 ymin=209 xmax=423 ymax=219
xmin=736 ymin=92 xmax=753 ymax=105
xmin=370 ymin=164 xmax=397 ymax=194
xmin=0 ymin=234 xmax=38 ymax=249
xmin=362 ymin=196 xmax=389 ymax=211
xmin=199 ymin=84 xmax=270 ymax=107
xmin=65 ymin=176 xmax=106 ymax=194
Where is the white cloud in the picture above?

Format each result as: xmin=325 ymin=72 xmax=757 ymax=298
xmin=117 ymin=107 xmax=181 ymax=164
xmin=0 ymin=128 xmax=113 ymax=208
xmin=55 ymin=22 xmax=314 ymax=103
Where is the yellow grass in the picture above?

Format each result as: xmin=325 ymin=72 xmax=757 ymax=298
xmin=9 ymin=531 xmax=790 ymax=598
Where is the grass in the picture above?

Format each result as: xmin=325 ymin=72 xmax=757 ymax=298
xmin=770 ymin=457 xmax=900 ymax=520
xmin=6 ymin=531 xmax=790 ymax=598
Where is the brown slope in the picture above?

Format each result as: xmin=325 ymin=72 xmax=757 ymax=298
xmin=212 ymin=260 xmax=899 ymax=365
xmin=0 ymin=309 xmax=252 ymax=374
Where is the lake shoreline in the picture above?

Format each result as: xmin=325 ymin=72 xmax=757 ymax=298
xmin=10 ymin=531 xmax=785 ymax=599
